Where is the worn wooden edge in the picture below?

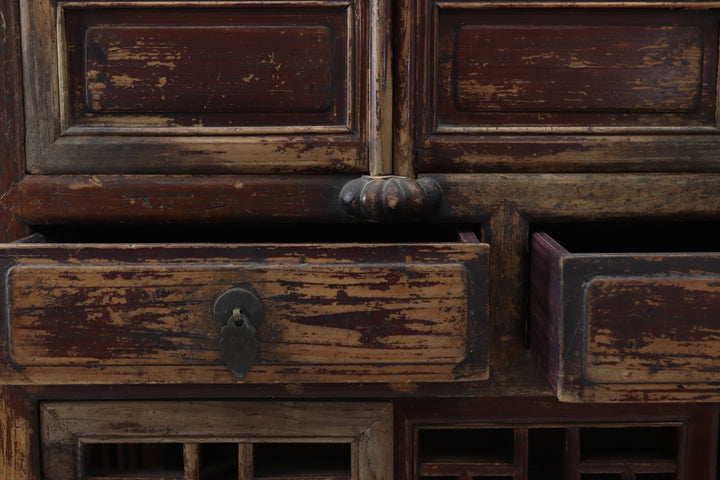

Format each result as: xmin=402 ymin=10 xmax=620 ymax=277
xmin=40 ymin=400 xmax=392 ymax=439
xmin=419 ymin=136 xmax=720 ymax=173
xmin=0 ymin=386 xmax=39 ymax=480
xmin=0 ymin=241 xmax=488 ymax=385
xmin=0 ymin=0 xmax=29 ymax=242
xmin=393 ymin=396 xmax=718 ymax=424
xmin=368 ymin=0 xmax=393 ymax=176
xmin=437 ymin=173 xmax=720 ymax=221
xmin=39 ymin=400 xmax=391 ymax=480
xmin=435 ymin=1 xmax=720 ymax=7
xmin=529 ymin=232 xmax=568 ymax=394
xmin=391 ymin=0 xmax=415 ymax=177
xmin=0 ymin=365 xmax=487 ymax=387
xmin=2 ymin=175 xmax=355 ymax=223
xmin=32 ymin=136 xmax=368 ymax=175
xmin=8 ymin=173 xmax=720 ymax=224
xmin=18 ymin=0 xmax=60 ymax=170
xmin=0 ymin=241 xmax=488 ymax=264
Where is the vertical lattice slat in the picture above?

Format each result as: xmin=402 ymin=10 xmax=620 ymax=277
xmin=239 ymin=443 xmax=254 ymax=480
xmin=513 ymin=428 xmax=528 ymax=480
xmin=183 ymin=444 xmax=200 ymax=480
xmin=564 ymin=427 xmax=581 ymax=480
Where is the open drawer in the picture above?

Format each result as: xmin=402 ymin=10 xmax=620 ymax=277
xmin=531 ymin=227 xmax=720 ymax=402
xmin=0 ymin=230 xmax=488 ymax=385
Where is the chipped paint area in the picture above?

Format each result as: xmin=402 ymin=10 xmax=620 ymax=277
xmin=451 ymin=24 xmax=704 ymax=114
xmin=584 ymin=276 xmax=720 ymax=384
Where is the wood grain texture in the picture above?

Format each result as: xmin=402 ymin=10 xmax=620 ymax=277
xmin=82 ymin=26 xmax=334 ymax=115
xmin=418 ymin=135 xmax=720 ymax=173
xmin=22 ymin=0 xmax=370 ymax=174
xmin=452 ymin=25 xmax=703 ymax=113
xmin=416 ymin=4 xmax=720 ymax=172
xmin=585 ymin=276 xmax=720 ymax=383
xmin=0 ymin=0 xmax=28 ymax=242
xmin=63 ymin=6 xmax=349 ymax=128
xmin=2 ymin=175 xmax=352 ymax=223
xmin=529 ymin=232 xmax=567 ymax=391
xmin=0 ymin=242 xmax=488 ymax=384
xmin=0 ymin=387 xmax=37 ymax=480
xmin=367 ymin=0 xmax=393 ymax=176
xmin=531 ymin=232 xmax=720 ymax=402
xmin=41 ymin=401 xmax=392 ymax=480
xmin=183 ymin=444 xmax=200 ymax=480
xmin=9 ymin=173 xmax=720 ymax=224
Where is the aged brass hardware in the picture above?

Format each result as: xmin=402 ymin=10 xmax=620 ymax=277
xmin=212 ymin=288 xmax=264 ymax=379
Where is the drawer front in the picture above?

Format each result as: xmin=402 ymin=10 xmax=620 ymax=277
xmin=22 ymin=0 xmax=369 ymax=174
xmin=417 ymin=5 xmax=720 ymax=172
xmin=530 ymin=232 xmax=720 ymax=402
xmin=0 ymin=243 xmax=488 ymax=385
xmin=584 ymin=276 xmax=720 ymax=384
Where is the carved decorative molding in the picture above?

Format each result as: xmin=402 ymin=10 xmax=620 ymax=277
xmin=339 ymin=176 xmax=443 ymax=220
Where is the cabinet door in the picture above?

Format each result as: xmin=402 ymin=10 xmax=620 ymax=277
xmin=21 ymin=0 xmax=378 ymax=174
xmin=410 ymin=2 xmax=720 ymax=173
xmin=41 ymin=401 xmax=392 ymax=480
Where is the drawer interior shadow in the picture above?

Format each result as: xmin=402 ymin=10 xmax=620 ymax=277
xmin=29 ymin=223 xmax=481 ymax=244
xmin=534 ymin=221 xmax=720 ymax=253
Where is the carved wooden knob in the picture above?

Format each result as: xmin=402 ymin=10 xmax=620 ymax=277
xmin=339 ymin=176 xmax=443 ymax=221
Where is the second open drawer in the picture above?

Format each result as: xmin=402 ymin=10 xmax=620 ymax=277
xmin=531 ymin=228 xmax=720 ymax=402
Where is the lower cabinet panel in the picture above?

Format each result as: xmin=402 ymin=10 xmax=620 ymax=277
xmin=40 ymin=400 xmax=392 ymax=480
xmin=396 ymin=398 xmax=718 ymax=480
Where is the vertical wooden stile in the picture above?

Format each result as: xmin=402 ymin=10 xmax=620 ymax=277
xmin=184 ymin=444 xmax=200 ymax=480
xmin=238 ymin=443 xmax=254 ymax=480
xmin=368 ymin=0 xmax=393 ymax=175
xmin=513 ymin=428 xmax=528 ymax=480
xmin=564 ymin=427 xmax=581 ymax=480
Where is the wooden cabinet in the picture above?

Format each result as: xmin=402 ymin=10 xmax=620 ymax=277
xmin=4 ymin=0 xmax=720 ymax=478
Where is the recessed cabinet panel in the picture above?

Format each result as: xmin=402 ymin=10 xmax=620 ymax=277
xmin=21 ymin=1 xmax=368 ymax=174
xmin=82 ymin=25 xmax=335 ymax=116
xmin=584 ymin=276 xmax=720 ymax=384
xmin=0 ymin=242 xmax=489 ymax=385
xmin=452 ymin=25 xmax=703 ymax=114
xmin=416 ymin=5 xmax=720 ymax=172
xmin=530 ymin=231 xmax=720 ymax=402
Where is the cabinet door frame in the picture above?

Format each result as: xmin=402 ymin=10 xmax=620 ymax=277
xmin=41 ymin=400 xmax=392 ymax=480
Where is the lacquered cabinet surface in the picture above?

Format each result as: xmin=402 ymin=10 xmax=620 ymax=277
xmin=3 ymin=0 xmax=720 ymax=478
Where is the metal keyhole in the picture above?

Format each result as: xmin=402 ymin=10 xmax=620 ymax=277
xmin=212 ymin=288 xmax=264 ymax=379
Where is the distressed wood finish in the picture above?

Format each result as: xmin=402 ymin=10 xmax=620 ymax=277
xmin=415 ymin=4 xmax=720 ymax=172
xmin=0 ymin=242 xmax=489 ymax=385
xmin=0 ymin=387 xmax=37 ymax=480
xmin=21 ymin=0 xmax=373 ymax=174
xmin=0 ymin=0 xmax=27 ymax=242
xmin=396 ymin=398 xmax=718 ymax=480
xmin=81 ymin=25 xmax=335 ymax=116
xmin=531 ymin=231 xmax=720 ymax=402
xmin=41 ymin=401 xmax=392 ymax=480
xmin=9 ymin=173 xmax=720 ymax=224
